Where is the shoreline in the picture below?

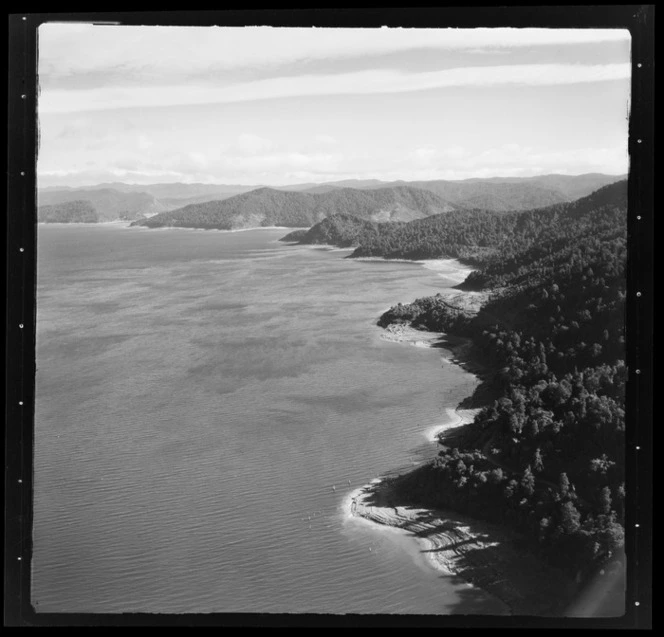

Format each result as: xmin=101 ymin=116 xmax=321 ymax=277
xmin=39 ymin=222 xmax=306 ymax=233
xmin=127 ymin=224 xmax=304 ymax=232
xmin=348 ymin=282 xmax=575 ymax=616
xmin=344 ymin=475 xmax=574 ymax=616
xmin=38 ymin=220 xmax=132 ymax=227
xmin=354 ymin=257 xmax=474 ymax=284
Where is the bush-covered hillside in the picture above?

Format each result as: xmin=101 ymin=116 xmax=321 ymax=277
xmin=378 ymin=181 xmax=627 ymax=581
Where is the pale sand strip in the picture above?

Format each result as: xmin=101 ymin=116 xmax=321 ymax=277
xmin=423 ymin=407 xmax=480 ymax=443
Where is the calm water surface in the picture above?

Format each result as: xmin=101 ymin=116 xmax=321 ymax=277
xmin=33 ymin=224 xmax=506 ymax=614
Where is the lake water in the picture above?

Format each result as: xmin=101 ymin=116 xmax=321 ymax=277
xmin=32 ymin=224 xmax=506 ymax=615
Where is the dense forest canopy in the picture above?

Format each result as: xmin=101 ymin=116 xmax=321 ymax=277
xmin=376 ymin=180 xmax=627 ymax=582
xmin=280 ymin=214 xmax=385 ymax=247
xmin=289 ymin=181 xmax=627 ymax=267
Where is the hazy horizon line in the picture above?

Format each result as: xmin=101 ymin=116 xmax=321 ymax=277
xmin=38 ymin=170 xmax=628 ymax=190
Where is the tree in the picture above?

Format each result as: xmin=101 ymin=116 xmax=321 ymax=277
xmin=533 ymin=448 xmax=544 ymax=473
xmin=521 ymin=465 xmax=535 ymax=497
xmin=488 ymin=468 xmax=505 ymax=485
xmin=559 ymin=472 xmax=571 ymax=497
xmin=559 ymin=501 xmax=581 ymax=534
xmin=599 ymin=486 xmax=612 ymax=515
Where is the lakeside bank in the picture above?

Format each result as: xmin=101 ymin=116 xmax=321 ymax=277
xmin=346 ymin=262 xmax=577 ymax=615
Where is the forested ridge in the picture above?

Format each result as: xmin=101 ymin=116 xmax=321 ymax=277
xmin=402 ymin=172 xmax=623 ymax=211
xmin=378 ymin=180 xmax=627 ymax=583
xmin=288 ymin=182 xmax=627 ymax=272
xmin=131 ymin=185 xmax=454 ymax=230
xmin=290 ymin=173 xmax=623 ymax=210
xmin=280 ymin=214 xmax=385 ymax=247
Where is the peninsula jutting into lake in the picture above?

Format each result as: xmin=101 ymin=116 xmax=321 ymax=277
xmin=31 ymin=22 xmax=633 ymax=619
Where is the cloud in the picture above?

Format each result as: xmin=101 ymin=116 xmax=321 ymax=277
xmin=39 ymin=145 xmax=348 ymax=187
xmin=39 ymin=24 xmax=630 ymax=85
xmin=314 ymin=134 xmax=338 ymax=146
xmin=39 ymin=63 xmax=630 ymax=114
xmin=138 ymin=134 xmax=153 ymax=151
xmin=398 ymin=142 xmax=628 ymax=180
xmin=38 ymin=140 xmax=629 ymax=188
xmin=235 ymin=134 xmax=274 ymax=155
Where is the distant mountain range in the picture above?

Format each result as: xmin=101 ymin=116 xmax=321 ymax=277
xmin=38 ymin=173 xmax=625 ymax=224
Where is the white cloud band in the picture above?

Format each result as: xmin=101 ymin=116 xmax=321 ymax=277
xmin=40 ymin=63 xmax=631 ymax=114
xmin=39 ymin=24 xmax=631 ymax=80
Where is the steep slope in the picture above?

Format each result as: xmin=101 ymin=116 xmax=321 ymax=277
xmin=313 ymin=186 xmax=455 ymax=221
xmin=132 ymin=188 xmax=320 ymax=229
xmin=463 ymin=173 xmax=626 ymax=201
xmin=346 ymin=174 xmax=625 ymax=211
xmin=131 ymin=186 xmax=455 ymax=230
xmin=377 ymin=178 xmax=627 ymax=586
xmin=404 ymin=180 xmax=566 ymax=211
xmin=280 ymin=213 xmax=382 ymax=247
xmin=461 ymin=180 xmax=627 ymax=289
xmin=345 ymin=180 xmax=627 ymax=262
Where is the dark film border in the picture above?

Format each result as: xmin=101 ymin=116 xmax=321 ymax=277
xmin=5 ymin=6 xmax=653 ymax=628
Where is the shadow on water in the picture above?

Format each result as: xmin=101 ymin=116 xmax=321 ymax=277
xmin=358 ymin=477 xmax=579 ymax=617
xmin=430 ymin=539 xmax=576 ymax=617
xmin=457 ymin=381 xmax=498 ymax=410
xmin=443 ymin=544 xmax=626 ymax=618
xmin=427 ymin=336 xmax=499 ymax=410
xmin=443 ymin=574 xmax=511 ymax=616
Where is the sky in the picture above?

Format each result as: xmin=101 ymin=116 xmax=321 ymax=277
xmin=37 ymin=24 xmax=632 ymax=187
